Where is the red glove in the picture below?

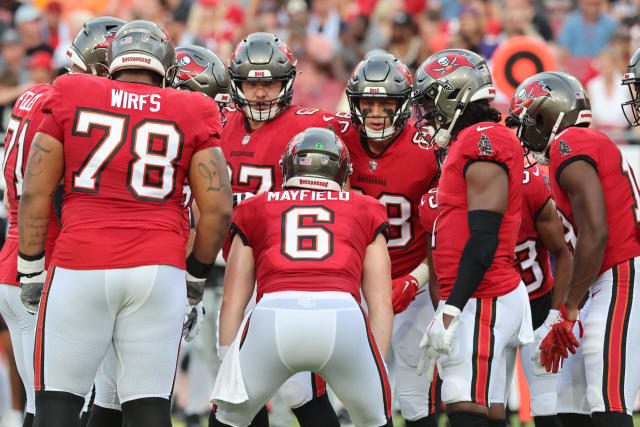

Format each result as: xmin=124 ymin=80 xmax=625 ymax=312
xmin=539 ymin=304 xmax=584 ymax=373
xmin=391 ymin=275 xmax=419 ymax=314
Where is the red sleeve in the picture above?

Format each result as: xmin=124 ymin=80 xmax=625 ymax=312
xmin=230 ymin=197 xmax=253 ymax=247
xmin=457 ymin=123 xmax=519 ymax=175
xmin=549 ymin=127 xmax=600 ymax=185
xmin=525 ymin=167 xmax=552 ymax=219
xmin=193 ymin=93 xmax=222 ymax=153
xmin=419 ymin=186 xmax=439 ymax=234
xmin=358 ymin=195 xmax=390 ymax=243
xmin=36 ymin=78 xmax=64 ymax=142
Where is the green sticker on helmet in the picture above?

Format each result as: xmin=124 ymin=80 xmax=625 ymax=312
xmin=315 ymin=143 xmax=323 ymax=149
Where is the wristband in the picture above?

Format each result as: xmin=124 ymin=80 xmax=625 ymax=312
xmin=443 ymin=304 xmax=461 ymax=317
xmin=410 ymin=263 xmax=429 ymax=288
xmin=17 ymin=251 xmax=45 ymax=280
xmin=186 ymin=252 xmax=213 ymax=279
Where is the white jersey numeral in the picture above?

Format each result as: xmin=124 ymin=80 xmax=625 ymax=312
xmin=237 ymin=165 xmax=275 ymax=194
xmin=621 ymin=153 xmax=640 ymax=224
xmin=72 ymin=110 xmax=127 ymax=192
xmin=282 ymin=206 xmax=333 ymax=260
xmin=2 ymin=116 xmax=29 ymax=198
xmin=515 ymin=239 xmax=544 ymax=294
xmin=378 ymin=194 xmax=412 ymax=248
xmin=72 ymin=109 xmax=183 ymax=201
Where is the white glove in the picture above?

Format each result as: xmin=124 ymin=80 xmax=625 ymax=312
xmin=531 ymin=308 xmax=560 ymax=374
xmin=17 ymin=253 xmax=46 ymax=315
xmin=183 ymin=302 xmax=205 ymax=342
xmin=417 ymin=304 xmax=461 ymax=378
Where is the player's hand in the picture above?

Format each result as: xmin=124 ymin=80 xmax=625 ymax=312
xmin=17 ymin=252 xmax=46 ymax=315
xmin=183 ymin=302 xmax=205 ymax=342
xmin=186 ymin=272 xmax=206 ymax=306
xmin=232 ymin=192 xmax=254 ymax=208
xmin=417 ymin=304 xmax=461 ymax=377
xmin=391 ymin=275 xmax=419 ymax=314
xmin=531 ymin=309 xmax=561 ymax=374
xmin=538 ymin=305 xmax=583 ymax=373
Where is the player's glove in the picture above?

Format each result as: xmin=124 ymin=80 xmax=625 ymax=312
xmin=183 ymin=302 xmax=205 ymax=342
xmin=232 ymin=192 xmax=254 ymax=208
xmin=539 ymin=304 xmax=583 ymax=373
xmin=417 ymin=304 xmax=461 ymax=378
xmin=16 ymin=252 xmax=46 ymax=315
xmin=531 ymin=309 xmax=561 ymax=375
xmin=186 ymin=253 xmax=212 ymax=305
xmin=391 ymin=275 xmax=419 ymax=314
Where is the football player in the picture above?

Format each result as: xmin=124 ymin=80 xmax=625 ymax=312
xmin=0 ymin=16 xmax=125 ymax=427
xmin=209 ymin=127 xmax=393 ymax=427
xmin=488 ymin=162 xmax=573 ymax=427
xmin=342 ymin=52 xmax=439 ymax=427
xmin=17 ymin=20 xmax=232 ymax=427
xmin=412 ymin=49 xmax=533 ymax=427
xmin=219 ymin=32 xmax=349 ymax=426
xmin=507 ymin=71 xmax=640 ymax=427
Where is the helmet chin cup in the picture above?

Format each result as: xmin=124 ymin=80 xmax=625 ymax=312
xmin=363 ymin=124 xmax=397 ymax=140
xmin=532 ymin=151 xmax=549 ymax=166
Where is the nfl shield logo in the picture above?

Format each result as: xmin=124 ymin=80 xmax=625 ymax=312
xmin=141 ymin=34 xmax=150 ymax=43
xmin=242 ymin=135 xmax=250 ymax=145
xmin=369 ymin=160 xmax=377 ymax=172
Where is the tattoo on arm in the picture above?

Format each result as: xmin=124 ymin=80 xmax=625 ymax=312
xmin=197 ymin=152 xmax=231 ymax=194
xmin=18 ymin=213 xmax=49 ymax=250
xmin=27 ymin=142 xmax=53 ymax=177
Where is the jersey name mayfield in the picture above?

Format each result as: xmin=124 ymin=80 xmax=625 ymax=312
xmin=341 ymin=119 xmax=439 ymax=278
xmin=516 ymin=165 xmax=553 ymax=299
xmin=36 ymin=74 xmax=221 ymax=270
xmin=549 ymin=127 xmax=640 ymax=274
xmin=221 ymin=106 xmax=349 ymax=194
xmin=231 ymin=190 xmax=389 ymax=301
xmin=434 ymin=123 xmax=523 ymax=299
xmin=0 ymin=84 xmax=60 ymax=285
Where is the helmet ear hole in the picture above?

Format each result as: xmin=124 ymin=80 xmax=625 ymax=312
xmin=447 ymin=89 xmax=460 ymax=99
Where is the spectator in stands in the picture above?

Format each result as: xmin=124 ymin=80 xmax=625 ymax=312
xmin=14 ymin=4 xmax=52 ymax=57
xmin=46 ymin=2 xmax=72 ymax=69
xmin=0 ymin=29 xmax=28 ymax=85
xmin=306 ymin=0 xmax=341 ymax=48
xmin=557 ymin=0 xmax=618 ymax=57
xmin=335 ymin=15 xmax=370 ymax=82
xmin=28 ymin=51 xmax=54 ymax=84
xmin=501 ymin=0 xmax=546 ymax=40
xmin=387 ymin=12 xmax=421 ymax=72
xmin=587 ymin=47 xmax=630 ymax=136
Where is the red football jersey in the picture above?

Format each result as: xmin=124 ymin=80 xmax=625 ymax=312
xmin=434 ymin=122 xmax=523 ymax=299
xmin=231 ymin=190 xmax=389 ymax=301
xmin=419 ymin=182 xmax=440 ymax=237
xmin=341 ymin=119 xmax=439 ymax=279
xmin=221 ymin=106 xmax=350 ymax=195
xmin=516 ymin=165 xmax=554 ymax=300
xmin=549 ymin=126 xmax=640 ymax=275
xmin=0 ymin=84 xmax=60 ymax=285
xmin=36 ymin=74 xmax=221 ymax=270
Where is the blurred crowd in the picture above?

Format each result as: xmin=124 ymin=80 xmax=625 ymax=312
xmin=0 ymin=0 xmax=637 ymax=138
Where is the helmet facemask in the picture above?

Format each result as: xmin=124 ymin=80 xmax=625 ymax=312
xmin=230 ymin=72 xmax=295 ymax=122
xmin=348 ymin=92 xmax=411 ymax=140
xmin=622 ymin=78 xmax=640 ymax=127
xmin=412 ymin=81 xmax=472 ymax=148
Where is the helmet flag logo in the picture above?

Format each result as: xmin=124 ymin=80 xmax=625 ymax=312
xmin=511 ymin=80 xmax=551 ymax=116
xmin=425 ymin=52 xmax=476 ymax=78
xmin=175 ymin=51 xmax=207 ymax=83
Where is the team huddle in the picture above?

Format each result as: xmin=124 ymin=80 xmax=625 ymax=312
xmin=0 ymin=12 xmax=638 ymax=427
